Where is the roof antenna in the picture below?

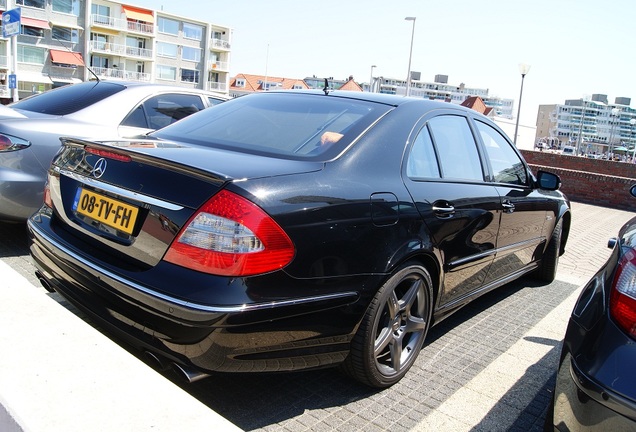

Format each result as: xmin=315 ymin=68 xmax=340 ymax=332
xmin=323 ymin=78 xmax=330 ymax=95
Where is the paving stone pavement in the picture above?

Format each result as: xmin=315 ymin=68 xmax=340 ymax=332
xmin=0 ymin=201 xmax=633 ymax=431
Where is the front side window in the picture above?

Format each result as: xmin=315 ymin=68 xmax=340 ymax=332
xmin=180 ymin=68 xmax=199 ymax=83
xmin=182 ymin=46 xmax=201 ymax=62
xmin=16 ymin=0 xmax=45 ymax=8
xmin=53 ymin=0 xmax=80 ymax=15
xmin=156 ymin=42 xmax=178 ymax=58
xmin=158 ymin=17 xmax=179 ymax=35
xmin=475 ymin=120 xmax=528 ymax=185
xmin=428 ymin=115 xmax=484 ymax=182
xmin=183 ymin=23 xmax=203 ymax=40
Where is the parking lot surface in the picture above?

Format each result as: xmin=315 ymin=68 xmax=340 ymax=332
xmin=0 ymin=201 xmax=632 ymax=431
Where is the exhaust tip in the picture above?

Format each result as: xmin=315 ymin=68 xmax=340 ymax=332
xmin=35 ymin=271 xmax=55 ymax=293
xmin=172 ymin=363 xmax=210 ymax=383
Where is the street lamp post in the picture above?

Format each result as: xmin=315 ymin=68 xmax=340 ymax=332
xmin=513 ymin=63 xmax=531 ymax=145
xmin=369 ymin=65 xmax=376 ymax=93
xmin=404 ymin=17 xmax=416 ymax=97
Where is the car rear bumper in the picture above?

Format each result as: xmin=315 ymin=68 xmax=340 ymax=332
xmin=28 ymin=215 xmax=363 ymax=374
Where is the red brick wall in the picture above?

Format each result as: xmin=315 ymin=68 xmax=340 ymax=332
xmin=520 ymin=150 xmax=636 ymax=212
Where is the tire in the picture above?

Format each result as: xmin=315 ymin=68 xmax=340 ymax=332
xmin=343 ymin=263 xmax=433 ymax=388
xmin=535 ymin=219 xmax=563 ymax=283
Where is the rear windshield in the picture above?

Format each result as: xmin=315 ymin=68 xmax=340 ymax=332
xmin=10 ymin=81 xmax=126 ymax=115
xmin=151 ymin=92 xmax=391 ymax=159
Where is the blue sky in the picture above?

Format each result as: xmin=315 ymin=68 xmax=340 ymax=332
xmin=131 ymin=0 xmax=635 ymax=125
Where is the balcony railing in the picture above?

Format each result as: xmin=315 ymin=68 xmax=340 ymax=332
xmin=208 ymin=61 xmax=228 ymax=71
xmin=207 ymin=81 xmax=227 ymax=92
xmin=91 ymin=14 xmax=154 ymax=35
xmin=92 ymin=66 xmax=151 ymax=82
xmin=89 ymin=41 xmax=153 ymax=59
xmin=212 ymin=38 xmax=231 ymax=50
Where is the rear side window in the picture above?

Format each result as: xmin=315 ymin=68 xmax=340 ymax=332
xmin=10 ymin=81 xmax=126 ymax=115
xmin=152 ymin=92 xmax=392 ymax=159
xmin=121 ymin=94 xmax=205 ymax=129
xmin=407 ymin=126 xmax=441 ymax=178
xmin=428 ymin=115 xmax=484 ymax=182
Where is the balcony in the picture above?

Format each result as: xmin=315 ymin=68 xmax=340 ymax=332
xmin=89 ymin=41 xmax=153 ymax=60
xmin=212 ymin=38 xmax=231 ymax=50
xmin=207 ymin=81 xmax=227 ymax=92
xmin=208 ymin=60 xmax=228 ymax=71
xmin=92 ymin=66 xmax=151 ymax=82
xmin=91 ymin=14 xmax=154 ymax=36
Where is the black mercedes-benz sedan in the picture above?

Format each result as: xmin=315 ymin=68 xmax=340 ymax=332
xmin=28 ymin=90 xmax=571 ymax=388
xmin=548 ymin=186 xmax=636 ymax=430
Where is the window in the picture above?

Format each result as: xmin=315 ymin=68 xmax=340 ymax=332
xmin=18 ymin=45 xmax=46 ymax=64
xmin=156 ymin=42 xmax=178 ymax=58
xmin=91 ymin=33 xmax=108 ymax=50
xmin=235 ymin=78 xmax=245 ymax=88
xmin=182 ymin=46 xmax=201 ymax=62
xmin=158 ymin=17 xmax=179 ymax=35
xmin=183 ymin=23 xmax=203 ymax=40
xmin=180 ymin=68 xmax=199 ymax=83
xmin=475 ymin=120 xmax=527 ymax=185
xmin=407 ymin=126 xmax=440 ymax=179
xmin=428 ymin=115 xmax=483 ymax=182
xmin=52 ymin=27 xmax=79 ymax=44
xmin=16 ymin=0 xmax=45 ymax=8
xmin=91 ymin=4 xmax=110 ymax=24
xmin=91 ymin=55 xmax=108 ymax=69
xmin=53 ymin=0 xmax=80 ymax=15
xmin=156 ymin=65 xmax=176 ymax=81
xmin=122 ymin=94 xmax=205 ymax=130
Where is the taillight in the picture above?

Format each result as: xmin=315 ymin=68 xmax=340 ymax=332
xmin=163 ymin=190 xmax=294 ymax=276
xmin=610 ymin=249 xmax=636 ymax=339
xmin=0 ymin=133 xmax=30 ymax=152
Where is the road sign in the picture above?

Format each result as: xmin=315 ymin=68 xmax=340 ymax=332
xmin=8 ymin=74 xmax=16 ymax=89
xmin=2 ymin=8 xmax=21 ymax=38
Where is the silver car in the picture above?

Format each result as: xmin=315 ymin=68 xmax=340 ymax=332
xmin=0 ymin=80 xmax=227 ymax=221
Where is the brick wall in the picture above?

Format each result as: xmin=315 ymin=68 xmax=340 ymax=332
xmin=520 ymin=150 xmax=636 ymax=212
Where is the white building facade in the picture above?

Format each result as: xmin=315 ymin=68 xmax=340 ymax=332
xmin=365 ymin=73 xmax=514 ymax=119
xmin=537 ymin=95 xmax=636 ymax=155
xmin=0 ymin=0 xmax=231 ymax=100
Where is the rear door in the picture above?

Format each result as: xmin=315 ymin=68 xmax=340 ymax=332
xmin=403 ymin=112 xmax=500 ymax=309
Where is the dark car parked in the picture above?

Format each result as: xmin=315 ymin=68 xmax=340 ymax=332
xmin=548 ymin=185 xmax=636 ymax=430
xmin=28 ymin=90 xmax=571 ymax=388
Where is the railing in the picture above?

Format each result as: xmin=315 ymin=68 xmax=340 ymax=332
xmin=212 ymin=38 xmax=231 ymax=50
xmin=207 ymin=81 xmax=227 ymax=92
xmin=91 ymin=14 xmax=153 ymax=35
xmin=208 ymin=60 xmax=228 ymax=71
xmin=92 ymin=66 xmax=151 ymax=82
xmin=89 ymin=41 xmax=153 ymax=59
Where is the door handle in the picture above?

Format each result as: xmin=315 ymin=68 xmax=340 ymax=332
xmin=432 ymin=204 xmax=455 ymax=218
xmin=502 ymin=200 xmax=515 ymax=214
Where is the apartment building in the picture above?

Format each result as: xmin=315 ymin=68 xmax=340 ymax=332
xmin=0 ymin=0 xmax=231 ymax=101
xmin=365 ymin=73 xmax=514 ymax=119
xmin=536 ymin=95 xmax=636 ymax=155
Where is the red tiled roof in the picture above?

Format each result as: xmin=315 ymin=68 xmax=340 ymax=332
xmin=230 ymin=73 xmax=309 ymax=92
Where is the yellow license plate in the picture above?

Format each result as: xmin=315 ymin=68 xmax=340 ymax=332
xmin=73 ymin=188 xmax=139 ymax=235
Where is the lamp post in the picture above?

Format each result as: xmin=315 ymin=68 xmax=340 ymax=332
xmin=575 ymin=98 xmax=588 ymax=155
xmin=404 ymin=17 xmax=416 ymax=97
xmin=369 ymin=65 xmax=376 ymax=93
xmin=513 ymin=63 xmax=530 ymax=145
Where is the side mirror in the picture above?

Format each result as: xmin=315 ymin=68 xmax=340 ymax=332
xmin=630 ymin=185 xmax=636 ymax=198
xmin=536 ymin=170 xmax=561 ymax=191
